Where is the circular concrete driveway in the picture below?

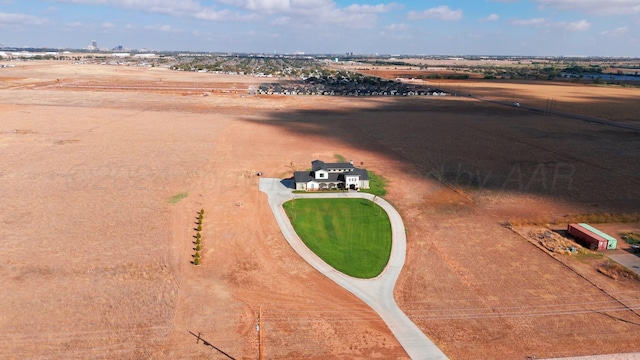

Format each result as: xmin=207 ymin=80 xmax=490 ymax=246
xmin=260 ymin=178 xmax=448 ymax=360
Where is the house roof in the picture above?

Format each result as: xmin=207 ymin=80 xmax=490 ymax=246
xmin=350 ymin=168 xmax=369 ymax=180
xmin=311 ymin=160 xmax=327 ymax=171
xmin=294 ymin=170 xmax=342 ymax=183
xmin=294 ymin=168 xmax=368 ymax=183
xmin=294 ymin=170 xmax=314 ymax=183
xmin=312 ymin=159 xmax=357 ymax=171
xmin=295 ymin=160 xmax=369 ymax=185
xmin=325 ymin=162 xmax=355 ymax=170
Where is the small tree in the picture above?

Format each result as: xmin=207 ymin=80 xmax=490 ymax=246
xmin=197 ymin=224 xmax=202 ymax=232
xmin=200 ymin=208 xmax=205 ymax=215
xmin=195 ymin=244 xmax=201 ymax=251
xmin=196 ymin=232 xmax=201 ymax=239
xmin=194 ymin=257 xmax=201 ymax=266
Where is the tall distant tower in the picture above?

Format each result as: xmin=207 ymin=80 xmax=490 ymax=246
xmin=91 ymin=40 xmax=97 ymax=50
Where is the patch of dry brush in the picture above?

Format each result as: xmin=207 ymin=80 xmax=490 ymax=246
xmin=598 ymin=261 xmax=640 ymax=281
xmin=508 ymin=212 xmax=640 ymax=227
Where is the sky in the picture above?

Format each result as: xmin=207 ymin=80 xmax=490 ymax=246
xmin=1 ymin=0 xmax=639 ymax=56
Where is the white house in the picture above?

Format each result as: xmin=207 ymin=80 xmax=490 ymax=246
xmin=294 ymin=160 xmax=370 ymax=191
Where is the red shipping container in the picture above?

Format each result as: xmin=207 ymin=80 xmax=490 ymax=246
xmin=567 ymin=223 xmax=608 ymax=251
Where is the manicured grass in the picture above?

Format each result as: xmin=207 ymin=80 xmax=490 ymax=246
xmin=283 ymin=198 xmax=392 ymax=278
xmin=168 ymin=192 xmax=188 ymax=204
xmin=361 ymin=171 xmax=387 ymax=196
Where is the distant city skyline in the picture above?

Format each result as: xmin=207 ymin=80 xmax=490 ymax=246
xmin=0 ymin=0 xmax=639 ymax=56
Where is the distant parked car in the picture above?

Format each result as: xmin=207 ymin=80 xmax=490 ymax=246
xmin=513 ymin=102 xmax=520 ymax=107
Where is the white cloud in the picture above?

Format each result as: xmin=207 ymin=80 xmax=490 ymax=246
xmin=384 ymin=23 xmax=409 ymax=31
xmin=407 ymin=5 xmax=463 ymax=21
xmin=534 ymin=0 xmax=640 ymax=15
xmin=269 ymin=16 xmax=291 ymax=26
xmin=54 ymin=0 xmax=397 ymax=27
xmin=324 ymin=12 xmax=379 ymax=28
xmin=217 ymin=0 xmax=295 ymax=13
xmin=345 ymin=3 xmax=401 ymax=13
xmin=601 ymin=26 xmax=628 ymax=35
xmin=0 ymin=12 xmax=47 ymax=25
xmin=224 ymin=0 xmax=399 ymax=26
xmin=558 ymin=19 xmax=591 ymax=31
xmin=511 ymin=17 xmax=591 ymax=31
xmin=481 ymin=13 xmax=500 ymax=21
xmin=65 ymin=21 xmax=85 ymax=28
xmin=56 ymin=0 xmax=232 ymax=20
xmin=145 ymin=24 xmax=182 ymax=32
xmin=228 ymin=0 xmax=399 ymax=28
xmin=217 ymin=0 xmax=398 ymax=15
xmin=101 ymin=21 xmax=115 ymax=29
xmin=511 ymin=17 xmax=548 ymax=26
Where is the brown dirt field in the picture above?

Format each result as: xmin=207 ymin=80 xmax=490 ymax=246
xmin=449 ymin=80 xmax=640 ymax=124
xmin=1 ymin=61 xmax=640 ymax=359
xmin=354 ymin=67 xmax=640 ymax=124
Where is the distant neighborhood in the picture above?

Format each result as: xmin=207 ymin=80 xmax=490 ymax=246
xmin=3 ymin=48 xmax=638 ymax=86
xmin=253 ymin=75 xmax=446 ymax=97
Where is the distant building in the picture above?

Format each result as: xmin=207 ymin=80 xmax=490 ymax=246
xmin=294 ymin=160 xmax=369 ymax=191
xmin=133 ymin=53 xmax=156 ymax=59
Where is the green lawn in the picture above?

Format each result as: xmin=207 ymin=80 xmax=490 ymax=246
xmin=361 ymin=171 xmax=387 ymax=196
xmin=283 ymin=198 xmax=392 ymax=278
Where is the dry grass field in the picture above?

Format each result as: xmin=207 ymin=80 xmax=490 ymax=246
xmin=1 ymin=60 xmax=639 ymax=359
xmin=352 ymin=67 xmax=640 ymax=124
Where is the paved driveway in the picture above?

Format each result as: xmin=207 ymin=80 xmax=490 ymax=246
xmin=608 ymin=253 xmax=640 ymax=276
xmin=259 ymin=178 xmax=448 ymax=360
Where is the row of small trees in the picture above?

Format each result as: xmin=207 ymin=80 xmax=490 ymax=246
xmin=193 ymin=208 xmax=204 ymax=265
